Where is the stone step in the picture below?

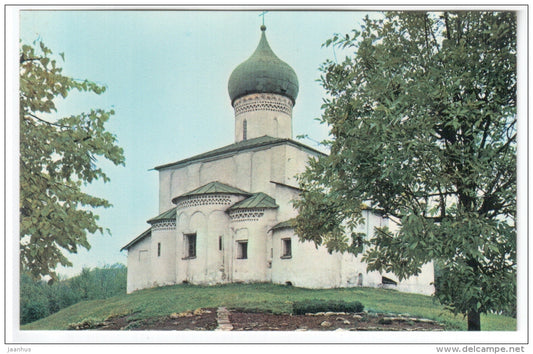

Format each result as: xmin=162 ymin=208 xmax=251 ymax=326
xmin=216 ymin=307 xmax=233 ymax=331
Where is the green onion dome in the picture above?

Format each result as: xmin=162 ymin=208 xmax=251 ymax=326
xmin=228 ymin=25 xmax=299 ymax=106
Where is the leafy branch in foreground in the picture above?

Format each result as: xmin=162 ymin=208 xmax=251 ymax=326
xmin=295 ymin=11 xmax=516 ymax=331
xmin=20 ymin=41 xmax=125 ymax=280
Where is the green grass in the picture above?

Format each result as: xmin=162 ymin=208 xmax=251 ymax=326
xmin=20 ymin=283 xmax=516 ymax=331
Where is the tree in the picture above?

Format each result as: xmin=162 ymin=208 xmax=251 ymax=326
xmin=19 ymin=264 xmax=127 ymax=324
xmin=20 ymin=273 xmax=50 ymax=324
xmin=19 ymin=41 xmax=125 ymax=280
xmin=294 ymin=11 xmax=516 ymax=331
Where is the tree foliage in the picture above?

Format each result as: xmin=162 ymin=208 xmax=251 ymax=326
xmin=20 ymin=264 xmax=127 ymax=325
xmin=294 ymin=11 xmax=516 ymax=330
xmin=19 ymin=41 xmax=125 ymax=280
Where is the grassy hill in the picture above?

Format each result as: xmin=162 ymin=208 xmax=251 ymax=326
xmin=21 ymin=283 xmax=516 ymax=331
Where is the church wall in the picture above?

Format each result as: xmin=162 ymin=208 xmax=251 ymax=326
xmin=250 ymin=149 xmax=274 ymax=195
xmin=159 ymin=144 xmax=291 ymax=211
xmin=272 ymin=184 xmax=300 ymax=221
xmin=268 ymin=209 xmax=434 ymax=294
xmin=159 ymin=172 xmax=172 ymax=213
xmin=174 ymin=194 xmax=244 ymax=285
xmin=270 ymin=144 xmax=319 ymax=220
xmin=228 ymin=227 xmax=250 ymax=282
xmin=174 ymin=211 xmax=188 ymax=283
xmin=185 ymin=164 xmax=202 ymax=196
xmin=126 ymin=236 xmax=152 ymax=293
xmin=198 ymin=158 xmax=238 ymax=188
xmin=269 ymin=143 xmax=286 ymax=184
xmin=284 ymin=144 xmax=317 ymax=187
xmin=150 ymin=227 xmax=176 ymax=287
xmin=176 ymin=211 xmax=207 ymax=284
xmin=271 ymin=228 xmax=343 ymax=288
xmin=159 ymin=168 xmax=183 ymax=213
xmin=151 ymin=151 xmax=436 ymax=294
xmin=205 ymin=210 xmax=229 ymax=284
xmin=229 ymin=209 xmax=277 ymax=283
xmin=232 ymin=152 xmax=252 ymax=191
xmin=396 ymin=262 xmax=435 ymax=295
xmin=340 ymin=210 xmax=435 ymax=295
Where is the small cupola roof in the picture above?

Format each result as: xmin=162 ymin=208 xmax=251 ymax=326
xmin=227 ymin=192 xmax=279 ymax=210
xmin=228 ymin=25 xmax=299 ymax=106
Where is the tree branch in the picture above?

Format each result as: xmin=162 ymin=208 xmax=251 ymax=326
xmin=20 ymin=56 xmax=43 ymax=64
xmin=443 ymin=12 xmax=452 ymax=40
xmin=478 ymin=117 xmax=492 ymax=155
xmin=496 ymin=133 xmax=516 ymax=156
xmin=25 ymin=112 xmax=68 ymax=128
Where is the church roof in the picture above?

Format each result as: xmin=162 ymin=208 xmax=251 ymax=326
xmin=121 ymin=228 xmax=151 ymax=251
xmin=227 ymin=192 xmax=278 ymax=210
xmin=154 ymin=135 xmax=325 ymax=171
xmin=270 ymin=218 xmax=296 ymax=232
xmin=228 ymin=25 xmax=299 ymax=105
xmin=147 ymin=207 xmax=177 ymax=224
xmin=172 ymin=181 xmax=251 ymax=204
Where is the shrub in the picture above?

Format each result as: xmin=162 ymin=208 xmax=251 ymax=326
xmin=20 ymin=273 xmax=50 ymax=324
xmin=20 ymin=264 xmax=127 ymax=325
xmin=292 ymin=299 xmax=364 ymax=315
xmin=20 ymin=293 xmax=50 ymax=324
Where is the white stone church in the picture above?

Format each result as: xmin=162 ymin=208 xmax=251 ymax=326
xmin=121 ymin=25 xmax=434 ymax=295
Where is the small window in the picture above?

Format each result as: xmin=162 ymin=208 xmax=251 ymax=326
xmin=219 ymin=236 xmax=223 ymax=251
xmin=382 ymin=276 xmax=397 ymax=286
xmin=281 ymin=238 xmax=292 ymax=258
xmin=243 ymin=119 xmax=247 ymax=141
xmin=157 ymin=242 xmax=161 ymax=257
xmin=237 ymin=240 xmax=248 ymax=259
xmin=184 ymin=233 xmax=196 ymax=259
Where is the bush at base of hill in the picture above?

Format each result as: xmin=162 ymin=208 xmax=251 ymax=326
xmin=292 ymin=299 xmax=364 ymax=315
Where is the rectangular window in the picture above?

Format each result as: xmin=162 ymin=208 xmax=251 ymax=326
xmin=184 ymin=233 xmax=196 ymax=259
xmin=219 ymin=236 xmax=223 ymax=251
xmin=157 ymin=242 xmax=161 ymax=257
xmin=237 ymin=240 xmax=248 ymax=259
xmin=281 ymin=238 xmax=292 ymax=258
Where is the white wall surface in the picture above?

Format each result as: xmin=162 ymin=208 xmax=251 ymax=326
xmin=126 ymin=236 xmax=152 ymax=293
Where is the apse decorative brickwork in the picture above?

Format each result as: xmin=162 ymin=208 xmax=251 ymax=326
xmin=152 ymin=221 xmax=176 ymax=231
xmin=228 ymin=208 xmax=266 ymax=222
xmin=176 ymin=194 xmax=233 ymax=209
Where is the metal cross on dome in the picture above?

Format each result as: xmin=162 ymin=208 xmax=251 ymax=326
xmin=259 ymin=11 xmax=268 ymax=26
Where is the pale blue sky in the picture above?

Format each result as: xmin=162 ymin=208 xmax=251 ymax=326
xmin=19 ymin=9 xmax=373 ymax=278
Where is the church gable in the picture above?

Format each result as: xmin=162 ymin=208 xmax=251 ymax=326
xmin=154 ymin=135 xmax=325 ymax=172
xmin=121 ymin=228 xmax=151 ymax=251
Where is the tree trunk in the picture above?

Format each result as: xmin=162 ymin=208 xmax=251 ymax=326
xmin=468 ymin=310 xmax=481 ymax=331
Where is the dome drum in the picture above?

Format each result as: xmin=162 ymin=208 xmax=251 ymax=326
xmin=233 ymin=93 xmax=293 ymax=117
